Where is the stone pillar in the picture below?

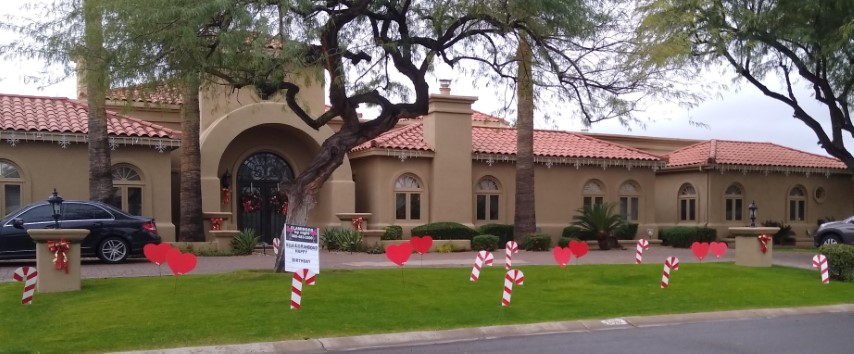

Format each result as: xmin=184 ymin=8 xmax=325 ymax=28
xmin=27 ymin=229 xmax=90 ymax=293
xmin=729 ymin=227 xmax=779 ymax=267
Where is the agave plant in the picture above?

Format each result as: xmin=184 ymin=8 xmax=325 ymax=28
xmin=571 ymin=203 xmax=625 ymax=250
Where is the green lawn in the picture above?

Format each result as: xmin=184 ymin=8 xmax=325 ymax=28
xmin=1 ymin=263 xmax=852 ymax=353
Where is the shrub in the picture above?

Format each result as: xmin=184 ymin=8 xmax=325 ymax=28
xmin=659 ymin=227 xmax=716 ymax=248
xmin=365 ymin=244 xmax=385 ymax=254
xmin=333 ymin=229 xmax=363 ymax=253
xmin=562 ymin=226 xmax=589 ymax=240
xmin=382 ymin=225 xmax=403 ymax=240
xmin=472 ymin=234 xmax=500 ymax=251
xmin=614 ymin=223 xmax=639 ymax=240
xmin=522 ymin=233 xmax=552 ymax=251
xmin=436 ymin=242 xmax=457 ymax=253
xmin=232 ymin=228 xmax=259 ymax=255
xmin=477 ymin=223 xmax=514 ymax=245
xmin=760 ymin=220 xmax=794 ymax=245
xmin=321 ymin=227 xmax=342 ymax=251
xmin=818 ymin=244 xmax=854 ymax=281
xmin=571 ymin=203 xmax=625 ymax=250
xmin=557 ymin=236 xmax=580 ymax=248
xmin=411 ymin=222 xmax=478 ymax=240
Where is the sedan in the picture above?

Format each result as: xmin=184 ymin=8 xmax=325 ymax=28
xmin=0 ymin=200 xmax=161 ymax=263
xmin=814 ymin=215 xmax=854 ymax=247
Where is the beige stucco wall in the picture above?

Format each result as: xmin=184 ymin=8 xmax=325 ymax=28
xmin=654 ymin=170 xmax=710 ymax=229
xmin=0 ymin=142 xmax=175 ymax=242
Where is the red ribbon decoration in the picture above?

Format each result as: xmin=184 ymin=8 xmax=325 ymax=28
xmin=210 ymin=217 xmax=223 ymax=231
xmin=47 ymin=239 xmax=70 ymax=274
xmin=222 ymin=188 xmax=231 ymax=205
xmin=351 ymin=217 xmax=364 ymax=231
xmin=757 ymin=234 xmax=772 ymax=254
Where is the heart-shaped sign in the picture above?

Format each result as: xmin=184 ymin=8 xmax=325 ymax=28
xmin=385 ymin=242 xmax=412 ymax=266
xmin=710 ymin=242 xmax=728 ymax=258
xmin=569 ymin=240 xmax=589 ymax=259
xmin=552 ymin=246 xmax=571 ymax=268
xmin=143 ymin=243 xmax=173 ymax=266
xmin=691 ymin=242 xmax=710 ymax=261
xmin=166 ymin=249 xmax=197 ymax=276
xmin=410 ymin=236 xmax=433 ymax=255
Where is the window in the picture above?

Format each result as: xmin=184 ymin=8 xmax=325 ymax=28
xmin=678 ymin=183 xmax=697 ymax=221
xmin=724 ymin=184 xmax=743 ymax=221
xmin=394 ymin=174 xmax=422 ymax=220
xmin=788 ymin=186 xmax=806 ymax=222
xmin=17 ymin=205 xmax=54 ymax=224
xmin=0 ymin=159 xmax=23 ymax=217
xmin=618 ymin=181 xmax=640 ymax=222
xmin=475 ymin=176 xmax=501 ymax=221
xmin=63 ymin=203 xmax=114 ymax=220
xmin=109 ymin=165 xmax=144 ymax=216
xmin=582 ymin=180 xmax=605 ymax=208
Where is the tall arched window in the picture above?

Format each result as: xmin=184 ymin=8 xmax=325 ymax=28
xmin=788 ymin=185 xmax=806 ymax=222
xmin=110 ymin=164 xmax=144 ymax=215
xmin=724 ymin=184 xmax=743 ymax=221
xmin=475 ymin=176 xmax=501 ymax=221
xmin=678 ymin=183 xmax=697 ymax=221
xmin=394 ymin=174 xmax=422 ymax=220
xmin=619 ymin=181 xmax=640 ymax=222
xmin=582 ymin=180 xmax=605 ymax=208
xmin=0 ymin=159 xmax=23 ymax=216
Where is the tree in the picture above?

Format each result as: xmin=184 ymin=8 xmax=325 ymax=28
xmin=571 ymin=202 xmax=625 ymax=250
xmin=82 ymin=0 xmax=113 ymax=202
xmin=514 ymin=34 xmax=536 ymax=242
xmin=637 ymin=0 xmax=854 ymax=171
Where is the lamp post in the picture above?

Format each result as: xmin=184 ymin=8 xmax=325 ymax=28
xmin=748 ymin=200 xmax=757 ymax=227
xmin=47 ymin=189 xmax=64 ymax=229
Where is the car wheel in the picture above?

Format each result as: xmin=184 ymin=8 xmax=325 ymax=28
xmin=98 ymin=237 xmax=130 ymax=263
xmin=821 ymin=234 xmax=842 ymax=246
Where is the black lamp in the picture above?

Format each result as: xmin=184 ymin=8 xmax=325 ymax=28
xmin=748 ymin=200 xmax=757 ymax=227
xmin=47 ymin=188 xmax=64 ymax=229
xmin=220 ymin=170 xmax=232 ymax=189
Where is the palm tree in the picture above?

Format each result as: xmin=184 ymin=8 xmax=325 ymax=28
xmin=571 ymin=202 xmax=625 ymax=250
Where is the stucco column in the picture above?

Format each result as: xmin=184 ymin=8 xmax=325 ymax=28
xmin=27 ymin=229 xmax=90 ymax=293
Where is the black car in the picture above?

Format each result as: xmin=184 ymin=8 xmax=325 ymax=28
xmin=0 ymin=200 xmax=161 ymax=263
xmin=814 ymin=215 xmax=854 ymax=247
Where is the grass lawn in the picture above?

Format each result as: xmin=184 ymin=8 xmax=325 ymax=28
xmin=2 ymin=263 xmax=853 ymax=353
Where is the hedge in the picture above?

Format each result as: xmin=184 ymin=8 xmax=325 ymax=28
xmin=521 ymin=233 xmax=552 ymax=251
xmin=557 ymin=236 xmax=580 ymax=248
xmin=411 ymin=222 xmax=478 ymax=240
xmin=472 ymin=234 xmax=500 ymax=251
xmin=818 ymin=244 xmax=854 ymax=281
xmin=614 ymin=223 xmax=639 ymax=240
xmin=382 ymin=225 xmax=403 ymax=240
xmin=659 ymin=227 xmax=716 ymax=248
xmin=477 ymin=223 xmax=514 ymax=245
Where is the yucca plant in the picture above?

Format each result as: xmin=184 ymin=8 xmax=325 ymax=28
xmin=231 ymin=228 xmax=259 ymax=255
xmin=571 ymin=203 xmax=625 ymax=250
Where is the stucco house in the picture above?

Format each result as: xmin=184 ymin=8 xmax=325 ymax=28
xmin=1 ymin=80 xmax=851 ymax=247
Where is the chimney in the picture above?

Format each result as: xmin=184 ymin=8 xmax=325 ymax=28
xmin=439 ymin=79 xmax=451 ymax=95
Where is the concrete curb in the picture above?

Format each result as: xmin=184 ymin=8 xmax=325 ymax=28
xmin=114 ymin=304 xmax=854 ymax=354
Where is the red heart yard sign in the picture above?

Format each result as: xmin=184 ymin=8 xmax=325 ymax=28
xmin=552 ymin=246 xmax=571 ymax=268
xmin=144 ymin=243 xmax=174 ymax=266
xmin=691 ymin=242 xmax=710 ymax=261
xmin=710 ymin=242 xmax=728 ymax=258
xmin=568 ymin=240 xmax=589 ymax=259
xmin=410 ymin=236 xmax=433 ymax=255
xmin=166 ymin=249 xmax=198 ymax=276
xmin=385 ymin=242 xmax=412 ymax=266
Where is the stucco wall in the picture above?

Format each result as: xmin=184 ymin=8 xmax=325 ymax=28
xmin=654 ymin=170 xmax=710 ymax=228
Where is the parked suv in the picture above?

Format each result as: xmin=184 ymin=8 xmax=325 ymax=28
xmin=0 ymin=200 xmax=161 ymax=263
xmin=814 ymin=216 xmax=854 ymax=247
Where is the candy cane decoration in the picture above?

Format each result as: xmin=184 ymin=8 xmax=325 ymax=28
xmin=501 ymin=269 xmax=525 ymax=307
xmin=273 ymin=238 xmax=280 ymax=255
xmin=812 ymin=254 xmax=829 ymax=284
xmin=505 ymin=241 xmax=519 ymax=270
xmin=661 ymin=256 xmax=680 ymax=289
xmin=470 ymin=250 xmax=494 ymax=282
xmin=635 ymin=239 xmax=650 ymax=264
xmin=290 ymin=268 xmax=317 ymax=310
xmin=13 ymin=266 xmax=38 ymax=305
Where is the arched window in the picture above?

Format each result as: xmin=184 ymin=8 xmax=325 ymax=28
xmin=678 ymin=183 xmax=697 ymax=221
xmin=0 ymin=159 xmax=23 ymax=216
xmin=619 ymin=181 xmax=640 ymax=222
xmin=788 ymin=185 xmax=806 ymax=222
xmin=582 ymin=180 xmax=605 ymax=208
xmin=109 ymin=164 xmax=144 ymax=215
xmin=724 ymin=184 xmax=743 ymax=221
xmin=475 ymin=176 xmax=501 ymax=221
xmin=394 ymin=174 xmax=423 ymax=220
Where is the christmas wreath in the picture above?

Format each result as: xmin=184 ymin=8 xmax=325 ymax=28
xmin=269 ymin=193 xmax=288 ymax=215
xmin=241 ymin=191 xmax=262 ymax=213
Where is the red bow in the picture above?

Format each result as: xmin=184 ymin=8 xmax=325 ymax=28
xmin=47 ymin=239 xmax=70 ymax=274
xmin=222 ymin=188 xmax=231 ymax=204
xmin=210 ymin=217 xmax=223 ymax=231
xmin=351 ymin=217 xmax=364 ymax=231
xmin=757 ymin=234 xmax=772 ymax=254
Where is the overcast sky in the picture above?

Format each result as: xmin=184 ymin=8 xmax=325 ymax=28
xmin=1 ymin=1 xmax=850 ymax=158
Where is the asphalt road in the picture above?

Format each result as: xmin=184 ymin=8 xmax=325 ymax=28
xmin=335 ymin=312 xmax=854 ymax=354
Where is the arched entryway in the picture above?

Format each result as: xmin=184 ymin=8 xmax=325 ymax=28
xmin=236 ymin=152 xmax=294 ymax=244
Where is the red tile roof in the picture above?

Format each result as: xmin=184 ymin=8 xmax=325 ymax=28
xmin=106 ymin=84 xmax=183 ymax=105
xmin=0 ymin=93 xmax=181 ymax=139
xmin=665 ymin=139 xmax=846 ymax=169
xmin=351 ymin=123 xmax=431 ymax=152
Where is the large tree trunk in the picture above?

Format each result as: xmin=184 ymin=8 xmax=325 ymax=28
xmin=84 ymin=0 xmax=112 ymax=202
xmin=513 ymin=35 xmax=536 ymax=243
xmin=179 ymin=78 xmax=203 ymax=241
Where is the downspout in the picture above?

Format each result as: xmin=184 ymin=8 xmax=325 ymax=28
xmin=705 ymin=166 xmax=711 ymax=228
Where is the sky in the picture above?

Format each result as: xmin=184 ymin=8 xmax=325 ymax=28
xmin=0 ymin=1 xmax=850 ymax=158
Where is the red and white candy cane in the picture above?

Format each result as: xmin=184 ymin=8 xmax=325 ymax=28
xmin=660 ymin=256 xmax=680 ymax=289
xmin=812 ymin=254 xmax=829 ymax=284
xmin=13 ymin=266 xmax=38 ymax=305
xmin=290 ymin=268 xmax=317 ymax=310
xmin=273 ymin=238 xmax=280 ymax=255
xmin=635 ymin=239 xmax=650 ymax=264
xmin=501 ymin=269 xmax=525 ymax=307
xmin=505 ymin=241 xmax=519 ymax=270
xmin=470 ymin=250 xmax=494 ymax=282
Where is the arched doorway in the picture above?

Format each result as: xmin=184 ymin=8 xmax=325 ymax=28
xmin=236 ymin=152 xmax=294 ymax=244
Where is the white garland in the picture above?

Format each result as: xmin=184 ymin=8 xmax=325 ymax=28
xmin=0 ymin=130 xmax=180 ymax=153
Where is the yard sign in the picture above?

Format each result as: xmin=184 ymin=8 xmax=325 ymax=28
xmin=283 ymin=224 xmax=320 ymax=274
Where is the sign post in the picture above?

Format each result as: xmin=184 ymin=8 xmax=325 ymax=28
xmin=283 ymin=224 xmax=320 ymax=274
